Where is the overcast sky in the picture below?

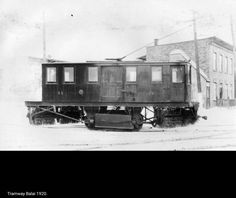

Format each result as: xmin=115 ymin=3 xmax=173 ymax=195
xmin=1 ymin=0 xmax=236 ymax=63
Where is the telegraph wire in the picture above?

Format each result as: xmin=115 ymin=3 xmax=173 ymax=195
xmin=159 ymin=23 xmax=193 ymax=41
xmin=119 ymin=23 xmax=193 ymax=60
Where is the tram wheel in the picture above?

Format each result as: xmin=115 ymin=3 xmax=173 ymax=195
xmin=132 ymin=114 xmax=143 ymax=130
xmin=84 ymin=117 xmax=95 ymax=129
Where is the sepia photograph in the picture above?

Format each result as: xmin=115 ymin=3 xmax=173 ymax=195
xmin=0 ymin=0 xmax=236 ymax=150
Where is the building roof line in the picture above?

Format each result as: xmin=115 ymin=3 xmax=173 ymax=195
xmin=138 ymin=36 xmax=234 ymax=60
xmin=147 ymin=36 xmax=233 ymax=51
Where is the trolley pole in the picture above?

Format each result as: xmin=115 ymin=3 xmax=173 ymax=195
xmin=193 ymin=11 xmax=202 ymax=93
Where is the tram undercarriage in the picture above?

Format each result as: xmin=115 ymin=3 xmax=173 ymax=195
xmin=26 ymin=103 xmax=202 ymax=130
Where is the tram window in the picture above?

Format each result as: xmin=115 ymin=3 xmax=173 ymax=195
xmin=88 ymin=67 xmax=98 ymax=82
xmin=152 ymin=66 xmax=162 ymax=82
xmin=64 ymin=67 xmax=74 ymax=83
xmin=46 ymin=67 xmax=56 ymax=83
xmin=126 ymin=67 xmax=136 ymax=82
xmin=172 ymin=66 xmax=184 ymax=83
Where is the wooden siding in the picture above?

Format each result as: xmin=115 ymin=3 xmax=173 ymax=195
xmin=136 ymin=66 xmax=151 ymax=102
xmin=42 ymin=62 xmax=189 ymax=104
xmin=101 ymin=66 xmax=123 ymax=102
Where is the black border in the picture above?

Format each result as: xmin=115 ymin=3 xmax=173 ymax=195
xmin=1 ymin=151 xmax=236 ymax=180
xmin=1 ymin=151 xmax=236 ymax=197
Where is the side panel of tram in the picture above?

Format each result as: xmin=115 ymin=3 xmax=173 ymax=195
xmin=42 ymin=62 xmax=188 ymax=105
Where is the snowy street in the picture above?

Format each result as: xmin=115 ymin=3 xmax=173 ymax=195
xmin=0 ymin=101 xmax=236 ymax=150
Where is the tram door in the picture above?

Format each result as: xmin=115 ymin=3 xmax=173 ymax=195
xmin=43 ymin=66 xmax=59 ymax=102
xmin=101 ymin=66 xmax=123 ymax=102
xmin=170 ymin=66 xmax=185 ymax=101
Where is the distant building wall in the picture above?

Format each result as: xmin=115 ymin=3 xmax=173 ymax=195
xmin=208 ymin=44 xmax=234 ymax=106
xmin=146 ymin=37 xmax=235 ymax=107
xmin=147 ymin=39 xmax=210 ymax=76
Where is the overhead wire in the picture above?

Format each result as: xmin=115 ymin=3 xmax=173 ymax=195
xmin=120 ymin=22 xmax=193 ymax=60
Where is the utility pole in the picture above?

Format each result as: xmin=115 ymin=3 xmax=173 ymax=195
xmin=230 ymin=15 xmax=236 ymax=98
xmin=193 ymin=11 xmax=202 ymax=93
xmin=43 ymin=12 xmax=46 ymax=61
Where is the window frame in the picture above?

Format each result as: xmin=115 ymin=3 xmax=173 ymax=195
xmin=225 ymin=56 xmax=228 ymax=74
xmin=213 ymin=82 xmax=217 ymax=100
xmin=171 ymin=65 xmax=185 ymax=83
xmin=229 ymin=58 xmax=233 ymax=75
xmin=226 ymin=84 xmax=229 ymax=99
xmin=63 ymin=66 xmax=75 ymax=84
xmin=88 ymin=66 xmax=99 ymax=83
xmin=230 ymin=84 xmax=233 ymax=99
xmin=46 ymin=66 xmax=57 ymax=84
xmin=126 ymin=66 xmax=137 ymax=83
xmin=219 ymin=83 xmax=223 ymax=99
xmin=151 ymin=66 xmax=163 ymax=83
xmin=213 ymin=52 xmax=217 ymax=71
xmin=219 ymin=54 xmax=223 ymax=72
xmin=206 ymin=84 xmax=210 ymax=98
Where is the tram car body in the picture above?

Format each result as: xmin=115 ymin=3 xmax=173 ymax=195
xmin=25 ymin=61 xmax=201 ymax=130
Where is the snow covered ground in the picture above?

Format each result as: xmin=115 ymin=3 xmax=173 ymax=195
xmin=0 ymin=100 xmax=236 ymax=150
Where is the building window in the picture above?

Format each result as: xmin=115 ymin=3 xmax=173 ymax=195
xmin=64 ymin=67 xmax=74 ymax=83
xmin=206 ymin=84 xmax=210 ymax=98
xmin=230 ymin=84 xmax=233 ymax=99
xmin=213 ymin=52 xmax=217 ymax=71
xmin=152 ymin=66 xmax=162 ymax=82
xmin=126 ymin=67 xmax=136 ymax=82
xmin=219 ymin=83 xmax=223 ymax=99
xmin=46 ymin=67 xmax=56 ymax=83
xmin=213 ymin=82 xmax=217 ymax=100
xmin=219 ymin=54 xmax=223 ymax=72
xmin=225 ymin=57 xmax=228 ymax=73
xmin=225 ymin=84 xmax=228 ymax=99
xmin=229 ymin=58 xmax=233 ymax=74
xmin=88 ymin=67 xmax=98 ymax=82
xmin=172 ymin=66 xmax=184 ymax=83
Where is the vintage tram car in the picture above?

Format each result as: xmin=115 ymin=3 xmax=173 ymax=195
xmin=25 ymin=61 xmax=202 ymax=130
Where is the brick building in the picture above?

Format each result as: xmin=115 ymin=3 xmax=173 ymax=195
xmin=143 ymin=36 xmax=235 ymax=107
